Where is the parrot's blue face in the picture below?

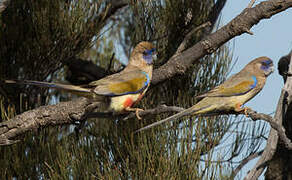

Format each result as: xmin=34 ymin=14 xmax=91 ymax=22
xmin=143 ymin=48 xmax=156 ymax=65
xmin=260 ymin=59 xmax=274 ymax=76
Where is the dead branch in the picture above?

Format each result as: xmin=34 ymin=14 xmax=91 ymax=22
xmin=152 ymin=0 xmax=292 ymax=85
xmin=0 ymin=98 xmax=92 ymax=145
xmin=232 ymin=150 xmax=263 ymax=177
xmin=1 ymin=0 xmax=292 ymax=145
xmin=247 ymin=110 xmax=292 ymax=150
xmin=244 ymin=45 xmax=292 ymax=180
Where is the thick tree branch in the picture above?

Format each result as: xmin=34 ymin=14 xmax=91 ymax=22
xmin=247 ymin=110 xmax=292 ymax=150
xmin=0 ymin=98 xmax=92 ymax=145
xmin=1 ymin=0 xmax=292 ymax=145
xmin=104 ymin=0 xmax=128 ymax=20
xmin=175 ymin=22 xmax=212 ymax=54
xmin=152 ymin=0 xmax=292 ymax=85
xmin=64 ymin=57 xmax=109 ymax=85
xmin=245 ymin=48 xmax=292 ymax=179
xmin=265 ymin=50 xmax=292 ymax=179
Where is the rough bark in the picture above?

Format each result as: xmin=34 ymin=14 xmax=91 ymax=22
xmin=1 ymin=0 xmax=292 ymax=147
xmin=265 ymin=52 xmax=292 ymax=180
xmin=152 ymin=0 xmax=292 ymax=85
xmin=245 ymin=50 xmax=292 ymax=180
xmin=0 ymin=98 xmax=92 ymax=145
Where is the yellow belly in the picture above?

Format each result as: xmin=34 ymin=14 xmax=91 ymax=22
xmin=192 ymin=89 xmax=261 ymax=115
xmin=110 ymin=94 xmax=141 ymax=112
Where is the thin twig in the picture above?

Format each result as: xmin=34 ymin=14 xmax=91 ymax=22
xmin=244 ymin=49 xmax=292 ymax=180
xmin=107 ymin=53 xmax=115 ymax=72
xmin=123 ymin=105 xmax=185 ymax=121
xmin=247 ymin=0 xmax=256 ymax=8
xmin=247 ymin=110 xmax=292 ymax=150
xmin=1 ymin=0 xmax=292 ymax=146
xmin=175 ymin=22 xmax=212 ymax=54
xmin=232 ymin=150 xmax=263 ymax=177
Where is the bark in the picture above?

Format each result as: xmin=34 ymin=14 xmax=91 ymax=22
xmin=265 ymin=52 xmax=292 ymax=180
xmin=0 ymin=98 xmax=92 ymax=145
xmin=1 ymin=0 xmax=292 ymax=147
xmin=152 ymin=0 xmax=292 ymax=85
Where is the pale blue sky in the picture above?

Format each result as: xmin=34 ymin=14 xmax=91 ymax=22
xmin=113 ymin=2 xmax=292 ymax=178
xmin=222 ymin=1 xmax=292 ymax=113
xmin=221 ymin=1 xmax=292 ymax=179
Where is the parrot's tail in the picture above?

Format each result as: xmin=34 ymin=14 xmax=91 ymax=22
xmin=5 ymin=80 xmax=93 ymax=97
xmin=135 ymin=104 xmax=211 ymax=133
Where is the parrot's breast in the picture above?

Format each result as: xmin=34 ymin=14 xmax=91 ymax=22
xmin=193 ymin=88 xmax=262 ymax=115
xmin=110 ymin=93 xmax=142 ymax=112
xmin=233 ymin=88 xmax=261 ymax=106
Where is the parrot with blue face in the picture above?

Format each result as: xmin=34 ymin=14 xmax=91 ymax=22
xmin=6 ymin=41 xmax=156 ymax=118
xmin=136 ymin=56 xmax=274 ymax=132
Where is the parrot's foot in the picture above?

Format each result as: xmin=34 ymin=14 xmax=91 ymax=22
xmin=235 ymin=103 xmax=251 ymax=117
xmin=125 ymin=107 xmax=144 ymax=120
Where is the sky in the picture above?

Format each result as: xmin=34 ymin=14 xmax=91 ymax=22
xmin=112 ymin=1 xmax=292 ymax=178
xmin=221 ymin=0 xmax=292 ymax=113
xmin=220 ymin=0 xmax=292 ymax=179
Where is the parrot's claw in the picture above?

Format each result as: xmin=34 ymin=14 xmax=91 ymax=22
xmin=235 ymin=103 xmax=251 ymax=117
xmin=125 ymin=107 xmax=144 ymax=120
xmin=135 ymin=108 xmax=144 ymax=120
xmin=243 ymin=107 xmax=252 ymax=117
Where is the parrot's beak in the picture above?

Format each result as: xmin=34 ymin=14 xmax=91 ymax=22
xmin=265 ymin=65 xmax=274 ymax=76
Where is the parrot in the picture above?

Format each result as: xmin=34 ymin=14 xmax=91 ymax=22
xmin=5 ymin=41 xmax=157 ymax=119
xmin=136 ymin=56 xmax=274 ymax=132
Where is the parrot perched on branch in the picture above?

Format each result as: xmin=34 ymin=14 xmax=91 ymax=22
xmin=136 ymin=56 xmax=274 ymax=132
xmin=6 ymin=41 xmax=157 ymax=119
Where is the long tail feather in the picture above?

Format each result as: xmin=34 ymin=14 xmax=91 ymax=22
xmin=135 ymin=105 xmax=211 ymax=133
xmin=5 ymin=79 xmax=91 ymax=94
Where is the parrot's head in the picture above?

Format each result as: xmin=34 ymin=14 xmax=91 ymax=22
xmin=249 ymin=56 xmax=274 ymax=77
xmin=130 ymin=41 xmax=157 ymax=66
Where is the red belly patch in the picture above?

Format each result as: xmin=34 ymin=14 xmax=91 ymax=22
xmin=123 ymin=97 xmax=134 ymax=108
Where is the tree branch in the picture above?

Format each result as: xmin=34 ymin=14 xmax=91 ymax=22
xmin=265 ymin=50 xmax=292 ymax=179
xmin=105 ymin=0 xmax=128 ymax=20
xmin=64 ymin=57 xmax=109 ymax=85
xmin=232 ymin=150 xmax=263 ymax=177
xmin=247 ymin=110 xmax=292 ymax=150
xmin=1 ymin=0 xmax=292 ymax=145
xmin=152 ymin=0 xmax=292 ymax=85
xmin=123 ymin=105 xmax=292 ymax=150
xmin=207 ymin=0 xmax=227 ymax=31
xmin=0 ymin=98 xmax=92 ymax=145
xmin=244 ymin=45 xmax=292 ymax=180
xmin=248 ymin=0 xmax=257 ymax=8
xmin=122 ymin=105 xmax=185 ymax=121
xmin=175 ymin=22 xmax=212 ymax=54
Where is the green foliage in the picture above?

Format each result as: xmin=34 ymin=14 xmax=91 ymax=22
xmin=0 ymin=0 xmax=268 ymax=179
xmin=0 ymin=0 xmax=108 ymax=110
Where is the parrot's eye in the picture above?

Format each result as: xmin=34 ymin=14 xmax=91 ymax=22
xmin=261 ymin=59 xmax=272 ymax=66
xmin=260 ymin=59 xmax=273 ymax=70
xmin=143 ymin=48 xmax=156 ymax=56
xmin=260 ymin=59 xmax=274 ymax=76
